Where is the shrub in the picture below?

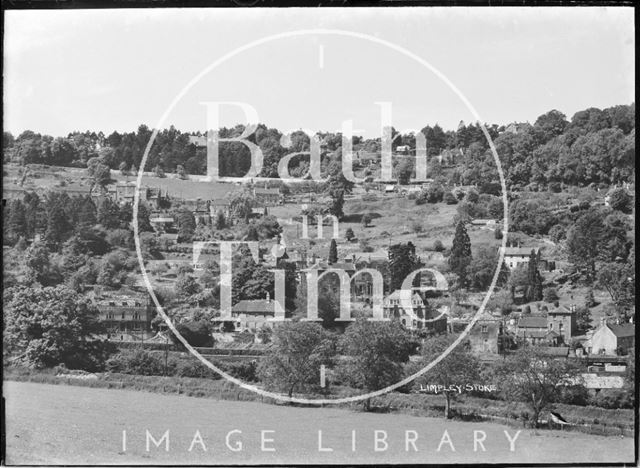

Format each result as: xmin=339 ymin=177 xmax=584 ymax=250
xmin=411 ymin=220 xmax=423 ymax=233
xmin=548 ymin=224 xmax=566 ymax=243
xmin=433 ymin=240 xmax=445 ymax=252
xmin=425 ymin=185 xmax=445 ymax=203
xmin=608 ymin=188 xmax=632 ymax=213
xmin=465 ymin=189 xmax=479 ymax=204
xmin=444 ymin=192 xmax=458 ymax=205
xmin=548 ymin=181 xmax=562 ymax=193
xmin=220 ymin=360 xmax=258 ymax=382
xmin=494 ymin=228 xmax=503 ymax=240
xmin=361 ymin=213 xmax=372 ymax=227
xmin=105 ymin=349 xmax=169 ymax=376
xmin=345 ymin=227 xmax=355 ymax=241
xmin=174 ymin=359 xmax=220 ymax=379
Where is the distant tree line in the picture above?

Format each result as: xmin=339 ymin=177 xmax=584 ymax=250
xmin=3 ymin=104 xmax=634 ymax=185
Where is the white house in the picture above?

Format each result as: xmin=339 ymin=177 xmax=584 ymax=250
xmin=588 ymin=319 xmax=635 ymax=356
xmin=500 ymin=246 xmax=540 ymax=270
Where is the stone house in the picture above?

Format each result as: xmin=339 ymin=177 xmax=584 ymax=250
xmin=468 ymin=310 xmax=504 ymax=355
xmin=547 ymin=303 xmax=577 ymax=344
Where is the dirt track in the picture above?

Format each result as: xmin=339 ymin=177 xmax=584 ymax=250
xmin=3 ymin=381 xmax=635 ymax=465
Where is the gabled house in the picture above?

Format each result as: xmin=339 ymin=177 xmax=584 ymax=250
xmin=516 ymin=315 xmax=560 ymax=346
xmin=500 ymin=246 xmax=540 ymax=270
xmin=382 ymin=290 xmax=447 ymax=333
xmin=229 ymin=296 xmax=285 ymax=332
xmin=589 ymin=319 xmax=635 ymax=356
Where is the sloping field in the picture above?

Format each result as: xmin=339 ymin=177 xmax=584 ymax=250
xmin=3 ymin=381 xmax=635 ymax=465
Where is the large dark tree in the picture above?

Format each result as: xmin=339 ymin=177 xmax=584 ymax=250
xmin=567 ymin=208 xmax=630 ymax=280
xmin=4 ymin=285 xmax=112 ymax=370
xmin=525 ymin=250 xmax=544 ymax=302
xmin=388 ymin=242 xmax=421 ymax=291
xmin=176 ymin=207 xmax=196 ymax=243
xmin=449 ymin=221 xmax=472 ymax=286
xmin=328 ymin=239 xmax=338 ymax=264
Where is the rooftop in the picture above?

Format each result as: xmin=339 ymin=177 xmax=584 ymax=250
xmin=607 ymin=323 xmax=635 ymax=338
xmin=232 ymin=300 xmax=283 ymax=314
xmin=502 ymin=247 xmax=540 ymax=257
xmin=517 ymin=315 xmax=547 ymax=329
xmin=385 ymin=290 xmax=424 ymax=304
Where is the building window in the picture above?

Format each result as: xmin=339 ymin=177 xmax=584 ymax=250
xmin=481 ymin=325 xmax=488 ymax=333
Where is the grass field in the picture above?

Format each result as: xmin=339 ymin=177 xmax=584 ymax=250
xmin=4 ymin=381 xmax=635 ymax=465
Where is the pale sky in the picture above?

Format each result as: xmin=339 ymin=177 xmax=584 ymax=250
xmin=3 ymin=7 xmax=635 ymax=137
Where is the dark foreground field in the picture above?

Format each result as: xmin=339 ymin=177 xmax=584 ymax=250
xmin=3 ymin=381 xmax=635 ymax=465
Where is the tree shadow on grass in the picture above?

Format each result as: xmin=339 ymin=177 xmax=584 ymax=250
xmin=341 ymin=212 xmax=383 ymax=223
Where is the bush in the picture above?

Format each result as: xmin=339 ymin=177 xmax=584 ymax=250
xmin=466 ymin=189 xmax=479 ymax=204
xmin=590 ymin=389 xmax=634 ymax=409
xmin=494 ymin=228 xmax=503 ymax=240
xmin=548 ymin=224 xmax=566 ymax=243
xmin=443 ymin=192 xmax=458 ymax=205
xmin=106 ymin=349 xmax=169 ymax=376
xmin=174 ymin=359 xmax=220 ymax=379
xmin=220 ymin=360 xmax=258 ymax=382
xmin=426 ymin=185 xmax=445 ymax=203
xmin=433 ymin=240 xmax=445 ymax=252
xmin=345 ymin=227 xmax=355 ymax=241
xmin=548 ymin=181 xmax=562 ymax=193
xmin=608 ymin=188 xmax=632 ymax=214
